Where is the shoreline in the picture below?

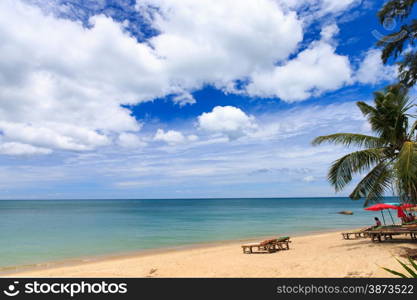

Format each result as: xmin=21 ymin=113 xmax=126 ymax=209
xmin=6 ymin=226 xmax=410 ymax=278
xmin=0 ymin=227 xmax=354 ymax=276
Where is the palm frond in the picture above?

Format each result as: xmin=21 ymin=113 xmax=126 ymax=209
xmin=395 ymin=141 xmax=417 ymax=178
xmin=395 ymin=141 xmax=417 ymax=203
xmin=349 ymin=162 xmax=393 ymax=206
xmin=312 ymin=133 xmax=384 ymax=149
xmin=356 ymin=101 xmax=376 ymax=116
xmin=357 ymin=85 xmax=412 ymax=145
xmin=382 ymin=267 xmax=409 ymax=278
xmin=313 ymin=83 xmax=416 ymax=206
xmin=328 ymin=148 xmax=386 ymax=192
xmin=396 ymin=258 xmax=417 ymax=277
xmin=383 ymin=257 xmax=417 ymax=278
xmin=408 ymin=120 xmax=417 ymax=140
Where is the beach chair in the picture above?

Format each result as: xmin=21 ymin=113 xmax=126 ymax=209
xmin=241 ymin=237 xmax=291 ymax=254
xmin=404 ymin=220 xmax=417 ymax=225
xmin=368 ymin=227 xmax=417 ymax=242
xmin=341 ymin=227 xmax=372 ymax=240
xmin=270 ymin=236 xmax=291 ymax=251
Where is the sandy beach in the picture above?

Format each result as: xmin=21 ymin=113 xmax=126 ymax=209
xmin=4 ymin=230 xmax=417 ymax=278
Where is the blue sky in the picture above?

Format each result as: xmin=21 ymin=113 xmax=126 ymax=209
xmin=0 ymin=0 xmax=409 ymax=199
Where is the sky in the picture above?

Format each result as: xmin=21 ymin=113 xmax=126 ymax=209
xmin=0 ymin=0 xmax=408 ymax=199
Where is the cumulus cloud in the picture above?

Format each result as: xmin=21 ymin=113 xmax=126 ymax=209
xmin=0 ymin=0 xmax=305 ymax=155
xmin=0 ymin=100 xmax=372 ymax=198
xmin=0 ymin=122 xmax=109 ymax=151
xmin=246 ymin=25 xmax=353 ymax=101
xmin=280 ymin=0 xmax=361 ymax=18
xmin=0 ymin=142 xmax=52 ymax=155
xmin=197 ymin=106 xmax=258 ymax=140
xmin=0 ymin=0 xmax=152 ymax=153
xmin=117 ymin=133 xmax=147 ymax=149
xmin=107 ymin=101 xmax=368 ymax=197
xmin=138 ymin=0 xmax=303 ymax=91
xmin=154 ymin=129 xmax=197 ymax=145
xmin=320 ymin=23 xmax=340 ymax=41
xmin=0 ymin=0 xmax=382 ymax=157
xmin=355 ymin=49 xmax=398 ymax=85
xmin=172 ymin=92 xmax=196 ymax=107
xmin=318 ymin=0 xmax=361 ymax=15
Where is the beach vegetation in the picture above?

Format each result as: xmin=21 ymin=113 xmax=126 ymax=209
xmin=312 ymin=84 xmax=417 ymax=205
xmin=378 ymin=0 xmax=417 ymax=87
xmin=383 ymin=257 xmax=417 ymax=278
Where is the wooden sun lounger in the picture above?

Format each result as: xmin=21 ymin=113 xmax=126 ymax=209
xmin=367 ymin=228 xmax=417 ymax=242
xmin=341 ymin=227 xmax=372 ymax=240
xmin=241 ymin=237 xmax=290 ymax=254
xmin=402 ymin=224 xmax=417 ymax=229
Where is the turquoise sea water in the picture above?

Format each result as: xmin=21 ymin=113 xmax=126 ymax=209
xmin=0 ymin=198 xmax=383 ymax=268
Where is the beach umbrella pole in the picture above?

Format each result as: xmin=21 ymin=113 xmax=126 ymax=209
xmin=381 ymin=210 xmax=386 ymax=225
xmin=388 ymin=210 xmax=395 ymax=225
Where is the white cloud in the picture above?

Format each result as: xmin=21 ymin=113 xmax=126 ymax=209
xmin=0 ymin=101 xmax=371 ymax=198
xmin=154 ymin=129 xmax=188 ymax=145
xmin=355 ymin=49 xmax=398 ymax=85
xmin=246 ymin=28 xmax=353 ymax=101
xmin=0 ymin=0 xmax=153 ymax=153
xmin=188 ymin=135 xmax=199 ymax=142
xmin=0 ymin=142 xmax=52 ymax=155
xmin=139 ymin=0 xmax=303 ymax=91
xmin=0 ymin=122 xmax=109 ymax=151
xmin=197 ymin=106 xmax=258 ymax=140
xmin=319 ymin=0 xmax=361 ymax=15
xmin=0 ymin=0 xmax=305 ymax=154
xmin=117 ymin=133 xmax=147 ymax=149
xmin=303 ymin=175 xmax=316 ymax=182
xmin=320 ymin=24 xmax=340 ymax=41
xmin=262 ymin=101 xmax=365 ymax=138
xmin=0 ymin=0 xmax=382 ymax=158
xmin=280 ymin=0 xmax=361 ymax=16
xmin=172 ymin=92 xmax=196 ymax=107
xmin=108 ymin=101 xmax=366 ymax=196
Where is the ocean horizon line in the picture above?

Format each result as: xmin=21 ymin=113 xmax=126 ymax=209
xmin=0 ymin=196 xmax=399 ymax=201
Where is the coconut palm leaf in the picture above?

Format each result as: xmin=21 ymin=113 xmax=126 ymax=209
xmin=312 ymin=83 xmax=417 ymax=205
xmin=312 ymin=133 xmax=384 ymax=149
xmin=395 ymin=141 xmax=417 ymax=182
xmin=357 ymin=85 xmax=411 ymax=145
xmin=395 ymin=141 xmax=417 ymax=203
xmin=383 ymin=257 xmax=417 ymax=278
xmin=395 ymin=141 xmax=417 ymax=181
xmin=382 ymin=267 xmax=409 ymax=278
xmin=328 ymin=149 xmax=385 ymax=191
xmin=410 ymin=257 xmax=417 ymax=271
xmin=356 ymin=101 xmax=377 ymax=116
xmin=397 ymin=258 xmax=417 ymax=277
xmin=408 ymin=119 xmax=417 ymax=139
xmin=349 ymin=162 xmax=393 ymax=206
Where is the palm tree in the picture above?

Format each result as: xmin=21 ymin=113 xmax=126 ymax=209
xmin=312 ymin=84 xmax=417 ymax=206
xmin=377 ymin=0 xmax=417 ymax=87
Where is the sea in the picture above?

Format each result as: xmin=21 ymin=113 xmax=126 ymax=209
xmin=0 ymin=197 xmax=385 ymax=268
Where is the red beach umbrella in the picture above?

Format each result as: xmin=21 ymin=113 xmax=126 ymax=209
xmin=401 ymin=203 xmax=416 ymax=209
xmin=364 ymin=203 xmax=398 ymax=211
xmin=397 ymin=208 xmax=407 ymax=218
xmin=364 ymin=203 xmax=398 ymax=225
